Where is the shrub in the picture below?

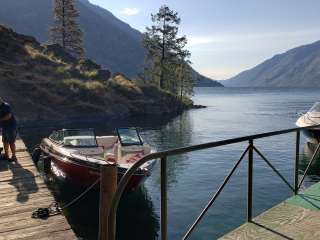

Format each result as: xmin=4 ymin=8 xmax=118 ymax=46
xmin=81 ymin=70 xmax=99 ymax=79
xmin=62 ymin=79 xmax=105 ymax=93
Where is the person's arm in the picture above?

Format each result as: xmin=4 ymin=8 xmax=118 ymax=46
xmin=0 ymin=113 xmax=12 ymax=121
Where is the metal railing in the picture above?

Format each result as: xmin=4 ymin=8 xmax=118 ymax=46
xmin=108 ymin=124 xmax=320 ymax=240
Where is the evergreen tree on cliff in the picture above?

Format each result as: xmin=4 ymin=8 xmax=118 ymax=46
xmin=143 ymin=5 xmax=193 ymax=95
xmin=177 ymin=60 xmax=194 ymax=100
xmin=50 ymin=0 xmax=84 ymax=59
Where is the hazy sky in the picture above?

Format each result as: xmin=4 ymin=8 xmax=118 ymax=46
xmin=89 ymin=0 xmax=320 ymax=80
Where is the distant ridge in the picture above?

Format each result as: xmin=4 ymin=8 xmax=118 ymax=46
xmin=223 ymin=40 xmax=320 ymax=87
xmin=194 ymin=74 xmax=223 ymax=87
xmin=0 ymin=0 xmax=222 ymax=87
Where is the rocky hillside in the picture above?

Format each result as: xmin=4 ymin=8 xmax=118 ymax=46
xmin=223 ymin=40 xmax=320 ymax=87
xmin=0 ymin=0 xmax=222 ymax=87
xmin=0 ymin=25 xmax=194 ymax=123
xmin=0 ymin=0 xmax=143 ymax=77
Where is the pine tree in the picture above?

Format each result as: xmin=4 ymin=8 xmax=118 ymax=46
xmin=142 ymin=5 xmax=193 ymax=96
xmin=177 ymin=62 xmax=194 ymax=99
xmin=50 ymin=0 xmax=84 ymax=59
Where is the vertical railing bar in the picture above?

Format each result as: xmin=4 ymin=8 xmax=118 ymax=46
xmin=161 ymin=156 xmax=168 ymax=240
xmin=182 ymin=146 xmax=250 ymax=240
xmin=247 ymin=139 xmax=253 ymax=222
xmin=298 ymin=141 xmax=320 ymax=190
xmin=294 ymin=130 xmax=300 ymax=195
xmin=253 ymin=146 xmax=294 ymax=192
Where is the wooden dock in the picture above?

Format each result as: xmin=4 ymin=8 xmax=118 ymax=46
xmin=0 ymin=137 xmax=76 ymax=240
xmin=220 ymin=181 xmax=320 ymax=240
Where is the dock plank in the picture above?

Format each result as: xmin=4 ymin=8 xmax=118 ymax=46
xmin=0 ymin=138 xmax=76 ymax=239
xmin=219 ymin=182 xmax=320 ymax=240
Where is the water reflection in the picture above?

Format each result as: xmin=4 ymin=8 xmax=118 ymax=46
xmin=45 ymin=178 xmax=159 ymax=240
xmin=117 ymin=187 xmax=159 ymax=240
xmin=300 ymin=142 xmax=320 ymax=182
xmin=145 ymin=112 xmax=193 ymax=187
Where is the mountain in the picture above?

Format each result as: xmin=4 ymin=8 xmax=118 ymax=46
xmin=195 ymin=74 xmax=223 ymax=87
xmin=223 ymin=41 xmax=320 ymax=87
xmin=0 ymin=0 xmax=222 ymax=87
xmin=0 ymin=25 xmax=194 ymax=123
xmin=0 ymin=0 xmax=144 ymax=77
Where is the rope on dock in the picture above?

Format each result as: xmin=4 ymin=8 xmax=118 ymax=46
xmin=31 ymin=177 xmax=101 ymax=219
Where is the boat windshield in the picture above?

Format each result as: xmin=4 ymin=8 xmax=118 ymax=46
xmin=117 ymin=128 xmax=143 ymax=146
xmin=63 ymin=129 xmax=97 ymax=147
xmin=310 ymin=102 xmax=320 ymax=113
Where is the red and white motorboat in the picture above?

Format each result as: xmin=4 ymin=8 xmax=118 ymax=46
xmin=38 ymin=128 xmax=156 ymax=190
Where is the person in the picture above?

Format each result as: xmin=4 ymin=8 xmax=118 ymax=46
xmin=0 ymin=97 xmax=17 ymax=161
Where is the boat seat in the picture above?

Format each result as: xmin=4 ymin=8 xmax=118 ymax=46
xmin=96 ymin=136 xmax=118 ymax=149
xmin=115 ymin=144 xmax=152 ymax=164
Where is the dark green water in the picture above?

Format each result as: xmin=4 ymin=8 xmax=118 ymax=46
xmin=19 ymin=87 xmax=320 ymax=239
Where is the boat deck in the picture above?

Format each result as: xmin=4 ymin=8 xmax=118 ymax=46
xmin=219 ymin=181 xmax=320 ymax=240
xmin=0 ymin=136 xmax=76 ymax=239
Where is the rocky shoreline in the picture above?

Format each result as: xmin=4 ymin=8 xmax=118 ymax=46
xmin=0 ymin=25 xmax=203 ymax=126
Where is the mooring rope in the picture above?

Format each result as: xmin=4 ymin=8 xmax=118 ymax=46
xmin=32 ymin=177 xmax=101 ymax=219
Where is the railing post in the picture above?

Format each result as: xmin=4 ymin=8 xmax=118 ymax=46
xmin=294 ymin=130 xmax=300 ymax=195
xmin=161 ymin=156 xmax=168 ymax=240
xmin=247 ymin=139 xmax=253 ymax=222
xmin=99 ymin=163 xmax=117 ymax=240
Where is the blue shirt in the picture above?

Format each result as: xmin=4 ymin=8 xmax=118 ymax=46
xmin=0 ymin=102 xmax=17 ymax=129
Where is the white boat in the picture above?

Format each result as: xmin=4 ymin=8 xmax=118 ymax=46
xmin=296 ymin=102 xmax=320 ymax=142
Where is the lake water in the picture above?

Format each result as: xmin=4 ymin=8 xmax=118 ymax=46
xmin=19 ymin=87 xmax=320 ymax=240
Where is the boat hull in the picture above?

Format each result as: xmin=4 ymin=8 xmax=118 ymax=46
xmin=301 ymin=128 xmax=320 ymax=143
xmin=41 ymin=151 xmax=150 ymax=191
xmin=296 ymin=114 xmax=320 ymax=143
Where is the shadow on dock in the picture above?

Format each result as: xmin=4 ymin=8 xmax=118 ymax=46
xmin=296 ymin=193 xmax=320 ymax=210
xmin=0 ymin=138 xmax=76 ymax=239
xmin=3 ymin=159 xmax=39 ymax=203
xmin=0 ymin=159 xmax=9 ymax=172
xmin=251 ymin=221 xmax=294 ymax=240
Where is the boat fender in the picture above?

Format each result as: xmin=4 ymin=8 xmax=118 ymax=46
xmin=32 ymin=147 xmax=41 ymax=164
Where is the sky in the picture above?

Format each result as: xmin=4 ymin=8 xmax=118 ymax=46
xmin=89 ymin=0 xmax=320 ymax=80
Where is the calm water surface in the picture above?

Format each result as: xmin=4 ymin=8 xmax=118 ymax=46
xmin=20 ymin=87 xmax=320 ymax=240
